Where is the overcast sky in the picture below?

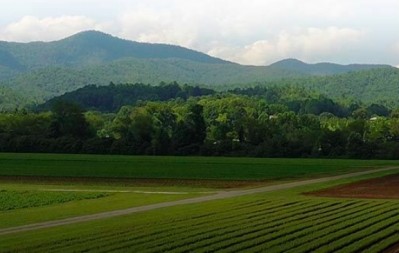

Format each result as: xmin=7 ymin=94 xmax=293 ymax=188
xmin=1 ymin=0 xmax=399 ymax=66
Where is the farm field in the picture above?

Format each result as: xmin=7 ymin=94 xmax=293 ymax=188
xmin=1 ymin=153 xmax=399 ymax=180
xmin=309 ymin=173 xmax=399 ymax=199
xmin=0 ymin=170 xmax=399 ymax=252
xmin=0 ymin=181 xmax=210 ymax=229
xmin=0 ymin=189 xmax=108 ymax=211
xmin=1 ymin=153 xmax=399 ymax=252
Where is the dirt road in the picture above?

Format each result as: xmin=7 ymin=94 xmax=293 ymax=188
xmin=0 ymin=167 xmax=397 ymax=236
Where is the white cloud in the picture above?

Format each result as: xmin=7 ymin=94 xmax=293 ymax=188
xmin=0 ymin=0 xmax=398 ymax=65
xmin=391 ymin=43 xmax=399 ymax=68
xmin=209 ymin=27 xmax=365 ymax=65
xmin=117 ymin=8 xmax=198 ymax=48
xmin=0 ymin=16 xmax=102 ymax=42
xmin=393 ymin=42 xmax=399 ymax=53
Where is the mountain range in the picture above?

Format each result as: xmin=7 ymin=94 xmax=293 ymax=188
xmin=0 ymin=30 xmax=397 ymax=110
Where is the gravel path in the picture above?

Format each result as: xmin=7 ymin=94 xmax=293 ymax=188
xmin=0 ymin=167 xmax=397 ymax=236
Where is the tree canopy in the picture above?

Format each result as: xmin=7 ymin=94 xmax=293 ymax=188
xmin=2 ymin=82 xmax=399 ymax=158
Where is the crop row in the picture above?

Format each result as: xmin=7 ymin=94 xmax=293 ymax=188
xmin=248 ymin=202 xmax=397 ymax=253
xmin=0 ymin=190 xmax=108 ymax=211
xmin=2 ymin=198 xmax=399 ymax=253
xmin=37 ymin=200 xmax=303 ymax=253
xmin=141 ymin=202 xmax=354 ymax=253
xmin=263 ymin=202 xmax=388 ymax=252
xmin=220 ymin=202 xmax=386 ymax=253
xmin=116 ymin=201 xmax=399 ymax=253
xmin=3 ymin=153 xmax=395 ymax=180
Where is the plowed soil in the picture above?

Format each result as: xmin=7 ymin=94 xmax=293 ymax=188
xmin=308 ymin=173 xmax=399 ymax=253
xmin=384 ymin=242 xmax=399 ymax=253
xmin=307 ymin=173 xmax=399 ymax=199
xmin=0 ymin=176 xmax=268 ymax=189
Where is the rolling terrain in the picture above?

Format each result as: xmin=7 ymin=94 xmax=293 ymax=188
xmin=261 ymin=67 xmax=399 ymax=105
xmin=0 ymin=153 xmax=398 ymax=252
xmin=0 ymin=30 xmax=393 ymax=109
xmin=38 ymin=66 xmax=399 ymax=114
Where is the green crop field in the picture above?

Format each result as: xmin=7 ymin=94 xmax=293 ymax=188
xmin=0 ymin=182 xmax=209 ymax=229
xmin=0 ymin=190 xmax=108 ymax=211
xmin=1 ymin=153 xmax=399 ymax=252
xmin=1 ymin=173 xmax=399 ymax=253
xmin=1 ymin=153 xmax=399 ymax=180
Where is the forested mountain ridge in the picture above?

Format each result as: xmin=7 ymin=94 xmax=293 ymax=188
xmin=2 ymin=30 xmax=389 ymax=78
xmin=269 ymin=58 xmax=390 ymax=75
xmin=0 ymin=86 xmax=25 ymax=111
xmin=0 ymin=30 xmax=395 ymax=110
xmin=2 ymin=65 xmax=398 ymax=111
xmin=0 ymin=30 xmax=228 ymax=76
xmin=39 ymin=82 xmax=215 ymax=112
xmin=37 ymin=81 xmax=392 ymax=119
xmin=37 ymin=67 xmax=399 ymax=114
xmin=261 ymin=67 xmax=399 ymax=105
xmin=0 ymin=57 xmax=308 ymax=104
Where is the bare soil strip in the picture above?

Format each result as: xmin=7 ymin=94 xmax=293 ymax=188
xmin=384 ymin=242 xmax=399 ymax=253
xmin=307 ymin=173 xmax=399 ymax=199
xmin=42 ymin=189 xmax=196 ymax=195
xmin=308 ymin=171 xmax=399 ymax=253
xmin=0 ymin=167 xmax=397 ymax=236
xmin=0 ymin=176 xmax=268 ymax=189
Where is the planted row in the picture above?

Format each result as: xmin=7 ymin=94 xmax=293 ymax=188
xmin=0 ymin=190 xmax=108 ymax=211
xmin=3 ymin=198 xmax=399 ymax=253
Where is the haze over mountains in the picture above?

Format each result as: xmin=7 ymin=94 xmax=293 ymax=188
xmin=0 ymin=30 xmax=398 ymax=110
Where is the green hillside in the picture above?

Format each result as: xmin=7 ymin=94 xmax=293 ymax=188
xmin=261 ymin=67 xmax=399 ymax=105
xmin=39 ymin=82 xmax=215 ymax=112
xmin=0 ymin=86 xmax=27 ymax=111
xmin=0 ymin=30 xmax=395 ymax=109
xmin=269 ymin=58 xmax=389 ymax=75
xmin=0 ymin=30 xmax=227 ymax=75
xmin=0 ymin=57 xmax=307 ymax=103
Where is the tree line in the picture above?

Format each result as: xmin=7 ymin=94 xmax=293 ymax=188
xmin=1 ymin=83 xmax=399 ymax=158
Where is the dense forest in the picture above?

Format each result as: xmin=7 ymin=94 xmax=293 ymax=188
xmin=39 ymin=82 xmax=215 ymax=112
xmin=256 ymin=67 xmax=399 ymax=106
xmin=1 ymin=82 xmax=399 ymax=159
xmin=1 ymin=31 xmax=394 ymax=110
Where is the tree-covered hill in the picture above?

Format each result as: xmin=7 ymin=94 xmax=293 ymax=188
xmin=0 ymin=86 xmax=27 ymax=111
xmin=0 ymin=30 xmax=228 ymax=76
xmin=260 ymin=67 xmax=399 ymax=106
xmin=2 ymin=30 xmax=387 ymax=80
xmin=39 ymin=82 xmax=215 ymax=112
xmin=3 ymin=82 xmax=398 ymax=158
xmin=38 ymin=81 xmax=389 ymax=119
xmin=0 ymin=57 xmax=307 ymax=103
xmin=0 ymin=30 xmax=393 ymax=110
xmin=269 ymin=58 xmax=389 ymax=75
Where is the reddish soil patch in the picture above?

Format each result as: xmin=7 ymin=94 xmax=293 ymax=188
xmin=383 ymin=242 xmax=399 ymax=253
xmin=306 ymin=173 xmax=399 ymax=199
xmin=0 ymin=176 xmax=269 ymax=189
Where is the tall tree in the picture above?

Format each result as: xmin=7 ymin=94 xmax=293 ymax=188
xmin=49 ymin=101 xmax=92 ymax=138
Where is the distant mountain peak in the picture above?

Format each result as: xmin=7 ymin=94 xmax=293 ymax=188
xmin=0 ymin=30 xmax=230 ymax=70
xmin=73 ymin=30 xmax=110 ymax=36
xmin=1 ymin=31 xmax=397 ymax=111
xmin=269 ymin=58 xmax=307 ymax=67
xmin=62 ymin=30 xmax=119 ymax=42
xmin=269 ymin=58 xmax=390 ymax=75
xmin=57 ymin=30 xmax=229 ymax=64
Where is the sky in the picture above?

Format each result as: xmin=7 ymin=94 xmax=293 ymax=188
xmin=1 ymin=0 xmax=399 ymax=67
